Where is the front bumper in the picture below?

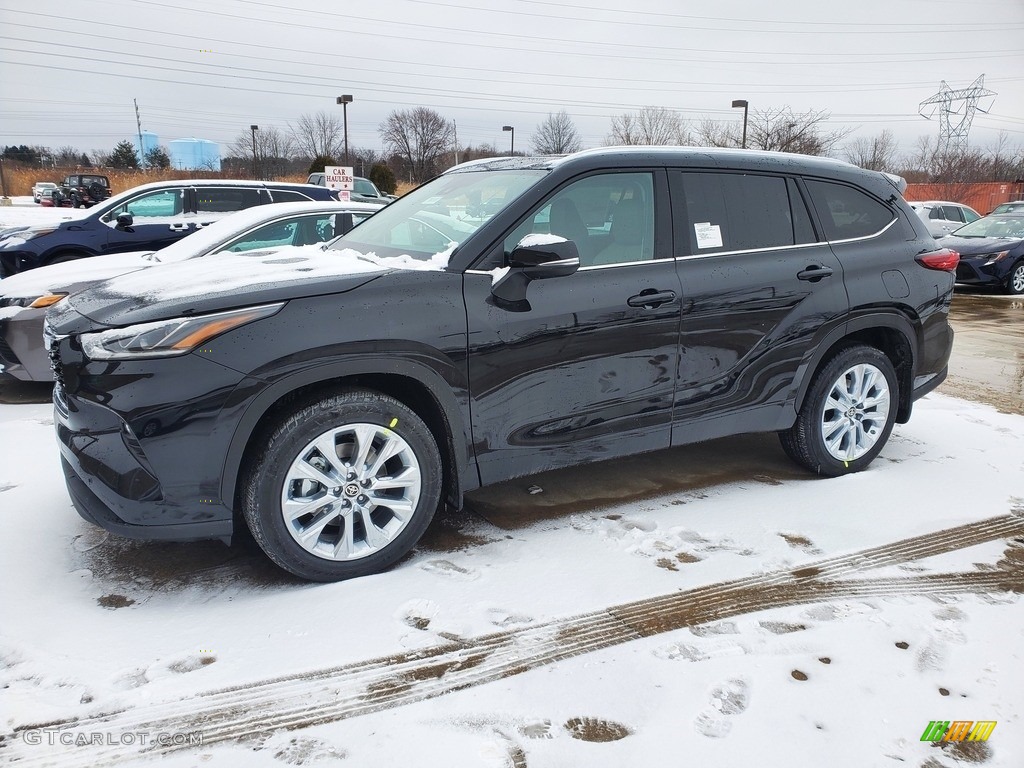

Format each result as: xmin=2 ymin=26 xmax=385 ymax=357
xmin=955 ymin=257 xmax=1009 ymax=287
xmin=52 ymin=338 xmax=251 ymax=543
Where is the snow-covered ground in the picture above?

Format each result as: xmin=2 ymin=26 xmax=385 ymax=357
xmin=1 ymin=199 xmax=1022 ymax=766
xmin=1 ymin=392 xmax=1022 ymax=767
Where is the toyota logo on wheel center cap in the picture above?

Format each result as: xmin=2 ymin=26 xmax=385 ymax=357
xmin=344 ymin=483 xmax=361 ymax=497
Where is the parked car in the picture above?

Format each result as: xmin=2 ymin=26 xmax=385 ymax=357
xmin=908 ymin=200 xmax=981 ymax=238
xmin=989 ymin=201 xmax=1024 ymax=216
xmin=51 ymin=174 xmax=112 ymax=208
xmin=942 ymin=213 xmax=1024 ymax=294
xmin=47 ymin=147 xmax=956 ymax=582
xmin=0 ymin=179 xmax=350 ymax=277
xmin=32 ymin=181 xmax=57 ymax=203
xmin=0 ymin=201 xmax=379 ymax=382
xmin=306 ymin=173 xmax=396 ymax=204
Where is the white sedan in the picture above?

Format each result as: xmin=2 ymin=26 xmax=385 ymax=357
xmin=0 ymin=200 xmax=380 ymax=381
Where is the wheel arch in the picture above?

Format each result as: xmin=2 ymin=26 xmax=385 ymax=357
xmin=793 ymin=311 xmax=919 ymax=424
xmin=221 ymin=359 xmax=474 ymax=522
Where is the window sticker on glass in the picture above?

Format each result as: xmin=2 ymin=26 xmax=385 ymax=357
xmin=695 ymin=222 xmax=723 ymax=249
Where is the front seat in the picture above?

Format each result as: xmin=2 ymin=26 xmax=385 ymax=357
xmin=548 ymin=198 xmax=589 ymax=260
xmin=593 ymin=197 xmax=649 ymax=266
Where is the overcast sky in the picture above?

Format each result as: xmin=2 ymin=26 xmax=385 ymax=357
xmin=1 ymin=0 xmax=1022 ymax=161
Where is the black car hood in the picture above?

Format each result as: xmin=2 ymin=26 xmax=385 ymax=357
xmin=48 ymin=247 xmax=392 ymax=333
xmin=942 ymin=234 xmax=1024 ymax=257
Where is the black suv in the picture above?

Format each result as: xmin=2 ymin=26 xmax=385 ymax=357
xmin=51 ymin=174 xmax=112 ymax=208
xmin=0 ymin=179 xmax=343 ymax=276
xmin=47 ymin=148 xmax=957 ymax=581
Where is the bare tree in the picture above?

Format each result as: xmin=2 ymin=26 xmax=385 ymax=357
xmin=55 ymin=146 xmax=81 ymax=165
xmin=289 ymin=111 xmax=345 ymax=161
xmin=607 ymin=106 xmax=688 ymax=145
xmin=693 ymin=117 xmax=738 ymax=148
xmin=379 ymin=107 xmax=455 ymax=183
xmin=745 ymin=107 xmax=851 ymax=156
xmin=842 ymin=130 xmax=899 ymax=172
xmin=228 ymin=126 xmax=294 ymax=179
xmin=532 ymin=110 xmax=583 ymax=154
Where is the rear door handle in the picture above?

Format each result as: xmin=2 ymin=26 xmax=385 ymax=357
xmin=797 ymin=264 xmax=834 ymax=282
xmin=627 ymin=289 xmax=677 ymax=309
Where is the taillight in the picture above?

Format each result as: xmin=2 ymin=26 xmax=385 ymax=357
xmin=916 ymin=248 xmax=959 ymax=271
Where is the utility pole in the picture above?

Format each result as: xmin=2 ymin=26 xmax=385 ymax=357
xmin=134 ymin=98 xmax=145 ymax=167
xmin=453 ymin=120 xmax=459 ymax=165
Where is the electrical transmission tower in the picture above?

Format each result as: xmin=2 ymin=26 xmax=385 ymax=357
xmin=919 ymin=75 xmax=996 ymax=155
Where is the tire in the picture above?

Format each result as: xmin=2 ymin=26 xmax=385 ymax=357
xmin=46 ymin=251 xmax=87 ymax=267
xmin=1006 ymin=261 xmax=1024 ymax=295
xmin=779 ymin=344 xmax=898 ymax=476
xmin=241 ymin=389 xmax=442 ymax=581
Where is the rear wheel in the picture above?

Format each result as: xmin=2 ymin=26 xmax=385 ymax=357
xmin=46 ymin=251 xmax=87 ymax=267
xmin=1006 ymin=261 xmax=1024 ymax=295
xmin=241 ymin=389 xmax=442 ymax=581
xmin=780 ymin=344 xmax=898 ymax=476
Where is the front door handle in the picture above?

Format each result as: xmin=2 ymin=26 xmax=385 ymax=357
xmin=797 ymin=264 xmax=834 ymax=282
xmin=627 ymin=289 xmax=677 ymax=309
xmin=169 ymin=223 xmax=190 ymax=231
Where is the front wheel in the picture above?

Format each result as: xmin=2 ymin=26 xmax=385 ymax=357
xmin=779 ymin=344 xmax=898 ymax=476
xmin=241 ymin=390 xmax=442 ymax=581
xmin=1006 ymin=261 xmax=1024 ymax=295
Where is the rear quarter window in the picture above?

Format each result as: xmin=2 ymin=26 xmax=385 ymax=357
xmin=804 ymin=180 xmax=895 ymax=241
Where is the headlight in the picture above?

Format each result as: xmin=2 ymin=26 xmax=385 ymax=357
xmin=983 ymin=250 xmax=1010 ymax=266
xmin=80 ymin=303 xmax=284 ymax=361
xmin=0 ymin=293 xmax=67 ymax=308
xmin=20 ymin=228 xmax=58 ymax=241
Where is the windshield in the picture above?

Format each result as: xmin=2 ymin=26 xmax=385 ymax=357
xmin=952 ymin=215 xmax=1024 ymax=239
xmin=327 ymin=170 xmax=547 ymax=265
xmin=354 ymin=179 xmax=378 ymax=196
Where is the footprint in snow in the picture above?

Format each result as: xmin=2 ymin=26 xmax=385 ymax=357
xmin=694 ymin=678 xmax=749 ymax=738
xmin=420 ymin=559 xmax=480 ymax=580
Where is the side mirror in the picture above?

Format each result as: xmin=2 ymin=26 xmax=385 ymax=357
xmin=492 ymin=237 xmax=580 ymax=306
xmin=508 ymin=237 xmax=580 ymax=279
xmin=116 ymin=212 xmax=134 ymax=229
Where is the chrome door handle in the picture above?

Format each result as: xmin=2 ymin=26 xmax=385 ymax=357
xmin=797 ymin=265 xmax=834 ymax=282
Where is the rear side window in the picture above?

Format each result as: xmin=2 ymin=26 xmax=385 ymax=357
xmin=675 ymin=172 xmax=811 ymax=255
xmin=269 ymin=190 xmax=310 ymax=203
xmin=195 ymin=187 xmax=263 ymax=213
xmin=804 ymin=180 xmax=895 ymax=241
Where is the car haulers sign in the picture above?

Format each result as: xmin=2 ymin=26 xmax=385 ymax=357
xmin=324 ymin=167 xmax=354 ymax=201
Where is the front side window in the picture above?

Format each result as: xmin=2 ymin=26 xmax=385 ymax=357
xmin=108 ymin=189 xmax=183 ymax=219
xmin=195 ymin=187 xmax=263 ymax=214
xmin=676 ymin=172 xmax=803 ymax=255
xmin=804 ymin=180 xmax=896 ymax=241
xmin=503 ymin=172 xmax=655 ymax=267
xmin=268 ymin=190 xmax=310 ymax=203
xmin=328 ymin=169 xmax=546 ymax=264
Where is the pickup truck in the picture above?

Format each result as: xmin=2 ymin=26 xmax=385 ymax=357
xmin=306 ymin=173 xmax=394 ymax=205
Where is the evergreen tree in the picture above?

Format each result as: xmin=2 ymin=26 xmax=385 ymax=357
xmin=307 ymin=154 xmax=338 ymax=176
xmin=369 ymin=162 xmax=397 ymax=195
xmin=145 ymin=146 xmax=171 ymax=169
xmin=108 ymin=140 xmax=140 ymax=169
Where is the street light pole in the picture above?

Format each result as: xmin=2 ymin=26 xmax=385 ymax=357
xmin=502 ymin=125 xmax=514 ymax=155
xmin=731 ymin=100 xmax=748 ymax=149
xmin=337 ymin=95 xmax=353 ymax=166
xmin=250 ymin=124 xmax=259 ymax=178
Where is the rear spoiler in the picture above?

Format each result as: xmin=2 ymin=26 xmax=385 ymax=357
xmin=881 ymin=172 xmax=908 ymax=196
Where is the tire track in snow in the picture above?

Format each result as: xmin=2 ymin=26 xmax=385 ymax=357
xmin=6 ymin=512 xmax=1023 ymax=767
